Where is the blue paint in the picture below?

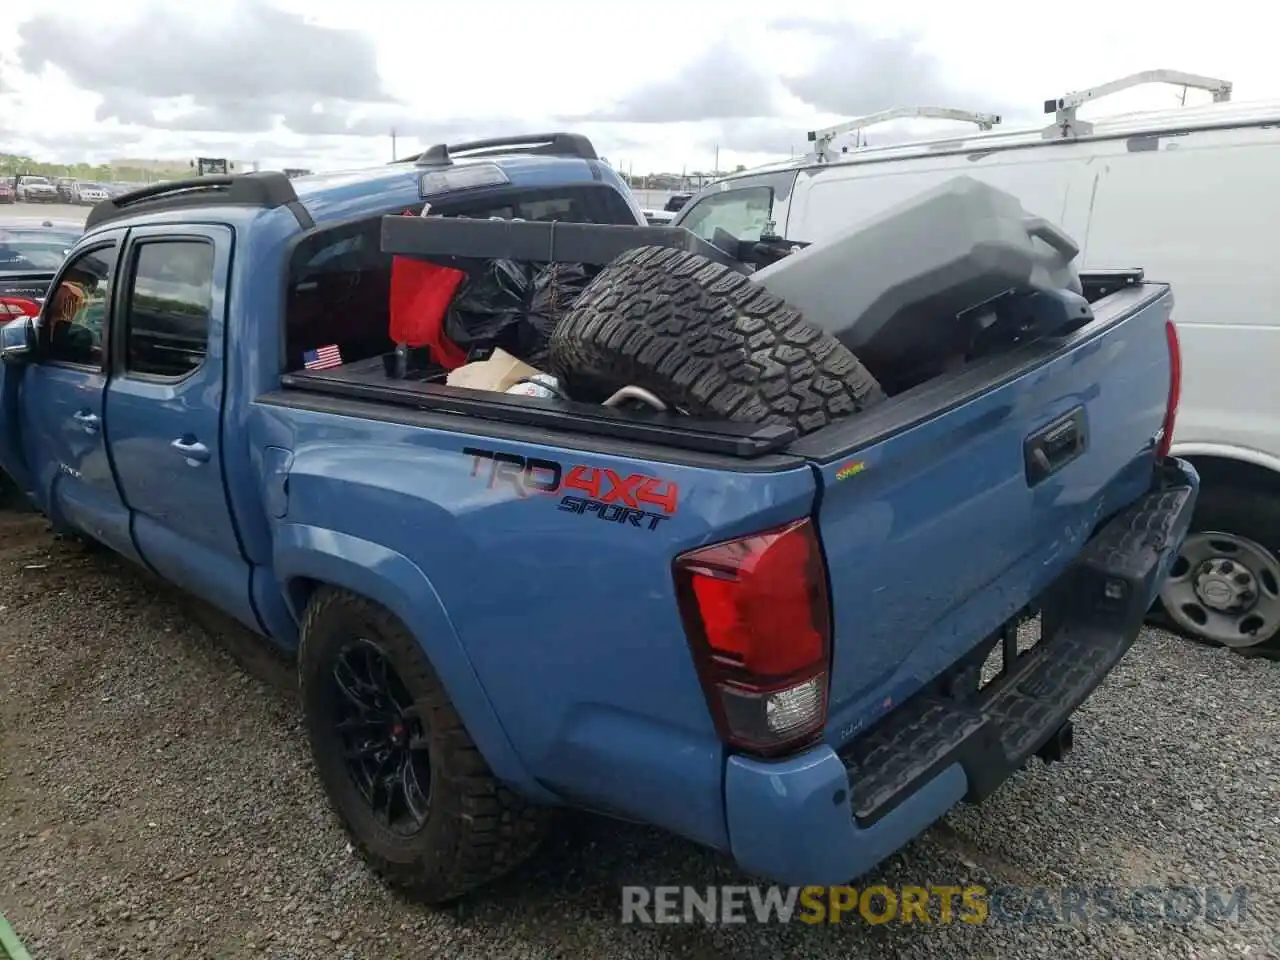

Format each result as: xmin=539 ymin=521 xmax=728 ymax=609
xmin=725 ymin=747 xmax=969 ymax=885
xmin=0 ymin=150 xmax=1191 ymax=887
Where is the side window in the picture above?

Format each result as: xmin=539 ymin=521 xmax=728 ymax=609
xmin=678 ymin=186 xmax=773 ymax=243
xmin=44 ymin=245 xmax=118 ymax=368
xmin=124 ymin=240 xmax=216 ymax=379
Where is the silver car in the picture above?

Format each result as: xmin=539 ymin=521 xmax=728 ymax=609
xmin=16 ymin=176 xmax=58 ymax=203
xmin=75 ymin=182 xmax=110 ymax=205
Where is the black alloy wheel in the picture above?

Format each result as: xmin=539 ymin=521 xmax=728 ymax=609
xmin=330 ymin=639 xmax=432 ymax=836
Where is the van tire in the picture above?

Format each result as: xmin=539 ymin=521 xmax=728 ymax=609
xmin=548 ymin=246 xmax=886 ymax=436
xmin=298 ymin=587 xmax=551 ymax=903
xmin=1154 ymin=483 xmax=1280 ymax=659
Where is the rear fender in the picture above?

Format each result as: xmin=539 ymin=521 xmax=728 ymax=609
xmin=273 ymin=522 xmax=556 ymax=804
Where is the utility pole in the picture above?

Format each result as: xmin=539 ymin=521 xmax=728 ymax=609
xmin=713 ymin=144 xmax=719 ymax=176
xmin=391 ymin=128 xmax=397 ymax=161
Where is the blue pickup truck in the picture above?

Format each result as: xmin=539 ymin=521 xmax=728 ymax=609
xmin=0 ymin=133 xmax=1196 ymax=903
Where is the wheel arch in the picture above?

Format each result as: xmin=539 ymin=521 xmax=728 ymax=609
xmin=1172 ymin=444 xmax=1280 ymax=496
xmin=273 ymin=522 xmax=556 ymax=803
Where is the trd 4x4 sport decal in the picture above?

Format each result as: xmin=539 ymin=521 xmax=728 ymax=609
xmin=463 ymin=447 xmax=680 ymax=531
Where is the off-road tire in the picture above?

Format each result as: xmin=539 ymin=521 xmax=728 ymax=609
xmin=548 ymin=246 xmax=886 ymax=435
xmin=298 ymin=587 xmax=551 ymax=903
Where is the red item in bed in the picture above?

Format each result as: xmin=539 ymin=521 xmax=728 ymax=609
xmin=389 ymin=256 xmax=468 ymax=369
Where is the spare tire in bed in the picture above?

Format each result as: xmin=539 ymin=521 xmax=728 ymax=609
xmin=547 ymin=245 xmax=886 ymax=436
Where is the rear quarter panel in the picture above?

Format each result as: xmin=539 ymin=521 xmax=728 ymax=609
xmin=250 ymin=400 xmax=815 ymax=850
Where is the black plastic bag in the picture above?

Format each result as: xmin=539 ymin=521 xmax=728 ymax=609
xmin=442 ymin=258 xmax=534 ymax=360
xmin=527 ymin=261 xmax=598 ymax=354
xmin=442 ymin=258 xmax=598 ymax=366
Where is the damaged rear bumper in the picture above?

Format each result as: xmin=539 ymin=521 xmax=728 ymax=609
xmin=722 ymin=457 xmax=1198 ymax=886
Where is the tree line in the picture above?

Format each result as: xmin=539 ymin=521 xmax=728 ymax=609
xmin=0 ymin=153 xmax=188 ymax=183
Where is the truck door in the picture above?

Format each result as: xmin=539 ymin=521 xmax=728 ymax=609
xmin=17 ymin=232 xmax=144 ymax=562
xmin=104 ymin=225 xmax=258 ymax=630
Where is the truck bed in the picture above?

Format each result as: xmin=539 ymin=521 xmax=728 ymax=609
xmin=279 ymin=272 xmax=1161 ymax=466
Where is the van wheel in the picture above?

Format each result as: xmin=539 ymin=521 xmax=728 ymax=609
xmin=1156 ymin=484 xmax=1280 ymax=657
xmin=548 ymin=245 xmax=886 ymax=436
xmin=298 ymin=587 xmax=551 ymax=903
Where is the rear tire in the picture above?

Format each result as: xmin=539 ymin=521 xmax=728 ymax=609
xmin=548 ymin=246 xmax=885 ymax=436
xmin=298 ymin=587 xmax=550 ymax=903
xmin=1155 ymin=483 xmax=1280 ymax=658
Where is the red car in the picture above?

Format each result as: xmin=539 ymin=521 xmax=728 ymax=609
xmin=0 ymin=181 xmax=15 ymax=204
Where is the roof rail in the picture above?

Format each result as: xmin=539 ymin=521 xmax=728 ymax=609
xmin=403 ymin=132 xmax=598 ymax=166
xmin=85 ymin=171 xmax=306 ymax=230
xmin=808 ymin=106 xmax=1002 ymax=163
xmin=1042 ymin=69 xmax=1233 ymax=139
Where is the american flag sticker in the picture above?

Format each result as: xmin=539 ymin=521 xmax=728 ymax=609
xmin=303 ymin=344 xmax=343 ymax=370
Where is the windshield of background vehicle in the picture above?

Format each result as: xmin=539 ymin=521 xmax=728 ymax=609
xmin=0 ymin=228 xmax=81 ymax=272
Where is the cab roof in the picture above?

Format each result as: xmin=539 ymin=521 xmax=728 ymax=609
xmin=82 ymin=132 xmax=636 ymax=232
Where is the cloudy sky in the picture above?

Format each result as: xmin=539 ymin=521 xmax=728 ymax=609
xmin=0 ymin=0 xmax=1273 ymax=174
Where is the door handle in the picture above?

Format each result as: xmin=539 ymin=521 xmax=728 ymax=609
xmin=170 ymin=437 xmax=211 ymax=464
xmin=1024 ymin=407 xmax=1088 ymax=487
xmin=72 ymin=410 xmax=100 ymax=433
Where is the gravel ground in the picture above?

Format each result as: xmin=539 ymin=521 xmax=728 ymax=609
xmin=4 ymin=201 xmax=89 ymax=222
xmin=1 ymin=508 xmax=1278 ymax=959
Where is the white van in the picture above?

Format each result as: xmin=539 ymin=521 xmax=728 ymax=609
xmin=674 ymin=70 xmax=1280 ymax=656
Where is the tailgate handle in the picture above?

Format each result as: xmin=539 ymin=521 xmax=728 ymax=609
xmin=1025 ymin=407 xmax=1087 ymax=486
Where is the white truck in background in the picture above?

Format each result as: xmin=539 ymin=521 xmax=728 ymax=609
xmin=191 ymin=157 xmax=232 ymax=177
xmin=673 ymin=69 xmax=1280 ymax=657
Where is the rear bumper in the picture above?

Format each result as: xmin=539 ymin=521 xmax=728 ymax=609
xmin=722 ymin=457 xmax=1198 ymax=886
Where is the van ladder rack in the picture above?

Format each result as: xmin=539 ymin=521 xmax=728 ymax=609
xmin=401 ymin=132 xmax=599 ymax=167
xmin=808 ymin=107 xmax=1003 ymax=163
xmin=1042 ymin=69 xmax=1233 ymax=140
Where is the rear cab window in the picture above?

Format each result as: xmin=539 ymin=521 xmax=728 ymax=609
xmin=429 ymin=185 xmax=640 ymax=224
xmin=284 ymin=183 xmax=640 ymax=373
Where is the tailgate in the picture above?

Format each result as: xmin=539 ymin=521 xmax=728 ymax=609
xmin=805 ymin=283 xmax=1175 ymax=742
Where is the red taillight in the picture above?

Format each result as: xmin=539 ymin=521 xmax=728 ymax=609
xmin=673 ymin=518 xmax=832 ymax=757
xmin=1157 ymin=317 xmax=1181 ymax=459
xmin=0 ymin=297 xmax=41 ymax=318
